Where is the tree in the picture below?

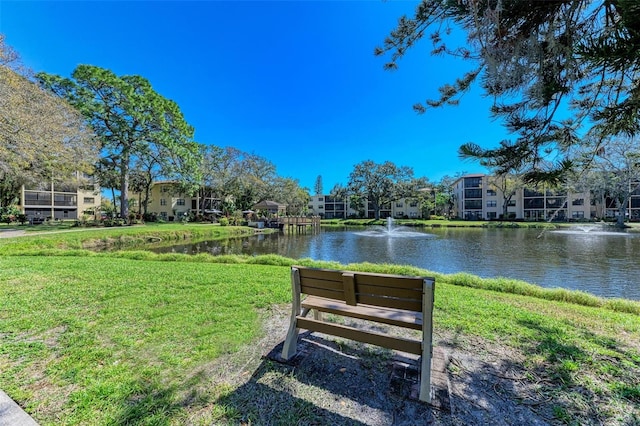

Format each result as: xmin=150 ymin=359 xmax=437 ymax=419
xmin=0 ymin=35 xmax=97 ymax=207
xmin=347 ymin=160 xmax=421 ymax=220
xmin=200 ymin=145 xmax=242 ymax=214
xmin=238 ymin=152 xmax=277 ymax=210
xmin=270 ymin=177 xmax=310 ymax=215
xmin=37 ymin=65 xmax=201 ymax=219
xmin=94 ymin=157 xmax=119 ymax=215
xmin=376 ymin=1 xmax=640 ymax=183
xmin=314 ymin=175 xmax=323 ymax=195
xmin=577 ymin=137 xmax=640 ymax=227
xmin=434 ymin=174 xmax=459 ymax=217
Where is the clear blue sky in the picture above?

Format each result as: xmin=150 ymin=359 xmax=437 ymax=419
xmin=1 ymin=0 xmax=508 ymax=191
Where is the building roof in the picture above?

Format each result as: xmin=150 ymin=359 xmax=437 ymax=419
xmin=253 ymin=200 xmax=286 ymax=211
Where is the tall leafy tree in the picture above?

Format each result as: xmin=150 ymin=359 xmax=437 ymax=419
xmin=314 ymin=175 xmax=323 ymax=195
xmin=0 ymin=35 xmax=97 ymax=207
xmin=94 ymin=157 xmax=119 ymax=215
xmin=376 ymin=1 xmax=640 ymax=183
xmin=37 ymin=65 xmax=201 ymax=218
xmin=577 ymin=137 xmax=640 ymax=227
xmin=270 ymin=177 xmax=310 ymax=215
xmin=238 ymin=153 xmax=277 ymax=209
xmin=347 ymin=160 xmax=422 ymax=219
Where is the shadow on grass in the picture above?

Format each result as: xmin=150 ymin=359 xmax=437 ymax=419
xmin=515 ymin=317 xmax=640 ymax=424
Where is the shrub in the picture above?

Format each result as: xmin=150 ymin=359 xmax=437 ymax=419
xmin=218 ymin=217 xmax=229 ymax=226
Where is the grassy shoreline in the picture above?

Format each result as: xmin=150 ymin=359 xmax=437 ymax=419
xmin=1 ymin=225 xmax=639 ymax=424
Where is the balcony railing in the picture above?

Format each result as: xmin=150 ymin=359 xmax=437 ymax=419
xmin=24 ymin=200 xmax=52 ymax=206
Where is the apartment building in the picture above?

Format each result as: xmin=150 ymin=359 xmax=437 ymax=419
xmin=602 ymin=183 xmax=640 ymax=220
xmin=307 ymin=195 xmax=423 ymax=219
xmin=18 ymin=172 xmax=101 ymax=221
xmin=133 ymin=180 xmax=197 ymax=221
xmin=453 ymin=174 xmax=595 ymax=221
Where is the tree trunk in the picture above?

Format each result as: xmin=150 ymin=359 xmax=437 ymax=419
xmin=143 ymin=184 xmax=151 ymax=215
xmin=616 ymin=206 xmax=626 ymax=228
xmin=616 ymin=196 xmax=630 ymax=228
xmin=111 ymin=188 xmax=117 ymax=217
xmin=120 ymin=152 xmax=130 ymax=220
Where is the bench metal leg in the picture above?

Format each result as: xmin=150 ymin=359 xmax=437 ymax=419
xmin=282 ymin=268 xmax=304 ymax=360
xmin=419 ymin=278 xmax=435 ymax=403
xmin=282 ymin=307 xmax=310 ymax=360
xmin=281 ymin=320 xmax=300 ymax=360
xmin=419 ymin=353 xmax=432 ymax=403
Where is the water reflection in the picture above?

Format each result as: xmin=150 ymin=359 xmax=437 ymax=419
xmin=143 ymin=227 xmax=640 ymax=300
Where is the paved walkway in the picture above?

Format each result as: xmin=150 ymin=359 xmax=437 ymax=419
xmin=0 ymin=391 xmax=38 ymax=425
xmin=0 ymin=229 xmax=26 ymax=238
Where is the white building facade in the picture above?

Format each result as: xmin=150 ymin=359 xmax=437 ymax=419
xmin=452 ymin=174 xmax=596 ymax=221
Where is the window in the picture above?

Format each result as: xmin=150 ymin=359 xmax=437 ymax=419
xmin=546 ymin=198 xmax=566 ymax=208
xmin=160 ymin=199 xmax=167 ymax=206
xmin=572 ymin=211 xmax=585 ymax=219
xmin=161 ymin=186 xmax=169 ymax=193
xmin=465 ymin=188 xmax=482 ymax=199
xmin=486 ymin=189 xmax=497 ymax=196
xmin=83 ymin=197 xmax=95 ymax=204
xmin=318 ymin=205 xmax=323 ymax=209
xmin=409 ymin=201 xmax=418 ymax=207
xmin=524 ymin=188 xmax=544 ymax=197
xmin=396 ymin=202 xmax=403 ymax=208
xmin=572 ymin=198 xmax=584 ymax=206
xmin=507 ymin=200 xmax=516 ymax=207
xmin=487 ymin=200 xmax=497 ymax=207
xmin=487 ymin=212 xmax=497 ymax=219
xmin=176 ymin=198 xmax=185 ymax=206
xmin=318 ymin=197 xmax=324 ymax=202
xmin=464 ymin=177 xmax=483 ymax=188
xmin=464 ymin=200 xmax=482 ymax=210
xmin=524 ymin=198 xmax=544 ymax=209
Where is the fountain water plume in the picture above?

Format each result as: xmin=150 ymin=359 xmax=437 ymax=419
xmin=355 ymin=217 xmax=433 ymax=238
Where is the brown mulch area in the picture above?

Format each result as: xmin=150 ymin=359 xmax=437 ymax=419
xmin=193 ymin=305 xmax=557 ymax=425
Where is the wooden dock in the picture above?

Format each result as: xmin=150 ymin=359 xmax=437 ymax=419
xmin=280 ymin=216 xmax=321 ymax=233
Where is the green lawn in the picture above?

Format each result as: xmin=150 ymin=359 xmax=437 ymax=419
xmin=1 ymin=225 xmax=639 ymax=424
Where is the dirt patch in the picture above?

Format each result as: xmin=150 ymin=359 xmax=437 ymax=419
xmin=183 ymin=305 xmax=561 ymax=425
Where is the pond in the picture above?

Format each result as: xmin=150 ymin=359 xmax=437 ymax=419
xmin=146 ymin=225 xmax=640 ymax=301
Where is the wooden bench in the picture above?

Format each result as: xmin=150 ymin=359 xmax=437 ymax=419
xmin=281 ymin=265 xmax=435 ymax=403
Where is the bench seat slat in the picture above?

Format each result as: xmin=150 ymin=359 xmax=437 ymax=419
xmin=302 ymin=295 xmax=423 ymax=330
xmin=296 ymin=317 xmax=422 ymax=355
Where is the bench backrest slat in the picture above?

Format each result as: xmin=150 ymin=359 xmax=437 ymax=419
xmin=357 ymin=294 xmax=423 ymax=312
xmin=294 ymin=265 xmax=432 ymax=312
xmin=357 ymin=284 xmax=423 ymax=300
